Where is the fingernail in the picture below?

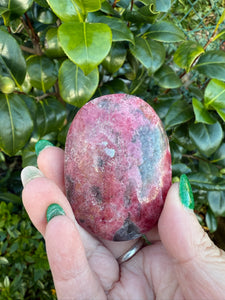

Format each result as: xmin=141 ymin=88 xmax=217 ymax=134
xmin=21 ymin=166 xmax=44 ymax=187
xmin=35 ymin=139 xmax=54 ymax=156
xmin=46 ymin=203 xmax=65 ymax=223
xmin=179 ymin=174 xmax=195 ymax=210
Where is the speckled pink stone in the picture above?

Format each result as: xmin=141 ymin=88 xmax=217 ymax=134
xmin=64 ymin=94 xmax=171 ymax=241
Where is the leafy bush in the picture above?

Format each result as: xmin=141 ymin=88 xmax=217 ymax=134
xmin=1 ymin=0 xmax=225 ymax=297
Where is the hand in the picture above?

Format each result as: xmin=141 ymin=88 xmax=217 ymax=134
xmin=21 ymin=144 xmax=225 ymax=300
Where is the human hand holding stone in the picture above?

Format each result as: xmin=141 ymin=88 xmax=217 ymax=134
xmin=21 ymin=143 xmax=225 ymax=300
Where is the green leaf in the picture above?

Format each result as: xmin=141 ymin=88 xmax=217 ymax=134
xmin=26 ymin=56 xmax=57 ymax=93
xmin=206 ymin=209 xmax=218 ymax=232
xmin=58 ymin=22 xmax=112 ymax=75
xmin=174 ymin=41 xmax=204 ymax=72
xmin=189 ymin=122 xmax=223 ymax=157
xmin=72 ymin=0 xmax=103 ymax=13
xmin=102 ymin=42 xmax=127 ymax=74
xmin=154 ymin=65 xmax=182 ymax=89
xmin=156 ymin=0 xmax=171 ymax=12
xmin=204 ymin=79 xmax=225 ymax=122
xmin=0 ymin=192 xmax=21 ymax=204
xmin=98 ymin=78 xmax=129 ymax=95
xmin=88 ymin=14 xmax=134 ymax=44
xmin=213 ymin=28 xmax=225 ymax=41
xmin=208 ymin=191 xmax=225 ymax=217
xmin=46 ymin=0 xmax=80 ymax=22
xmin=194 ymin=50 xmax=225 ymax=81
xmin=44 ymin=27 xmax=65 ymax=58
xmin=204 ymin=79 xmax=225 ymax=110
xmin=0 ymin=257 xmax=9 ymax=265
xmin=189 ymin=173 xmax=225 ymax=191
xmin=147 ymin=21 xmax=185 ymax=42
xmin=212 ymin=143 xmax=225 ymax=166
xmin=164 ymin=99 xmax=193 ymax=129
xmin=130 ymin=37 xmax=165 ymax=74
xmin=0 ymin=94 xmax=33 ymax=156
xmin=33 ymin=98 xmax=66 ymax=138
xmin=123 ymin=4 xmax=159 ymax=24
xmin=59 ymin=59 xmax=98 ymax=107
xmin=172 ymin=163 xmax=191 ymax=176
xmin=0 ymin=29 xmax=26 ymax=86
xmin=22 ymin=143 xmax=37 ymax=168
xmin=192 ymin=97 xmax=216 ymax=124
xmin=1 ymin=0 xmax=33 ymax=24
xmin=34 ymin=6 xmax=57 ymax=24
xmin=7 ymin=0 xmax=33 ymax=16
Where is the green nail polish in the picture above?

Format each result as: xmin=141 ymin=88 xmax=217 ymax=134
xmin=179 ymin=174 xmax=194 ymax=210
xmin=46 ymin=203 xmax=65 ymax=223
xmin=35 ymin=139 xmax=53 ymax=156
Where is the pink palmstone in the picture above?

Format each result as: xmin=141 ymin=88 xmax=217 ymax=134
xmin=64 ymin=94 xmax=172 ymax=241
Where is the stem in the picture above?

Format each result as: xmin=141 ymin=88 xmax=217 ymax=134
xmin=24 ymin=13 xmax=42 ymax=56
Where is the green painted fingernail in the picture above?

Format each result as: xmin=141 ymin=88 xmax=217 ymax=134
xmin=179 ymin=174 xmax=194 ymax=210
xmin=35 ymin=139 xmax=54 ymax=156
xmin=46 ymin=203 xmax=65 ymax=223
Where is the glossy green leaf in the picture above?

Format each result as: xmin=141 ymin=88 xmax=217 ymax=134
xmin=0 ymin=94 xmax=33 ymax=156
xmin=206 ymin=209 xmax=218 ymax=232
xmin=26 ymin=56 xmax=57 ymax=93
xmin=123 ymin=4 xmax=159 ymax=24
xmin=35 ymin=98 xmax=65 ymax=137
xmin=72 ymin=0 xmax=103 ymax=13
xmin=46 ymin=0 xmax=80 ymax=22
xmin=204 ymin=79 xmax=225 ymax=122
xmin=22 ymin=143 xmax=37 ymax=168
xmin=98 ymin=78 xmax=129 ymax=96
xmin=0 ymin=29 xmax=26 ymax=86
xmin=213 ymin=28 xmax=225 ymax=41
xmin=189 ymin=122 xmax=223 ymax=157
xmin=204 ymin=79 xmax=225 ymax=110
xmin=130 ymin=37 xmax=165 ymax=74
xmin=1 ymin=0 xmax=33 ymax=24
xmin=208 ymin=191 xmax=225 ymax=217
xmin=34 ymin=6 xmax=57 ymax=24
xmin=102 ymin=42 xmax=127 ymax=74
xmin=59 ymin=59 xmax=99 ymax=107
xmin=58 ymin=22 xmax=112 ymax=75
xmin=88 ymin=15 xmax=134 ymax=44
xmin=174 ymin=41 xmax=204 ymax=72
xmin=147 ymin=21 xmax=185 ymax=42
xmin=44 ymin=27 xmax=65 ymax=58
xmin=154 ymin=65 xmax=182 ymax=89
xmin=156 ymin=0 xmax=171 ymax=12
xmin=172 ymin=163 xmax=192 ymax=176
xmin=164 ymin=99 xmax=193 ymax=129
xmin=194 ymin=50 xmax=225 ymax=81
xmin=212 ymin=143 xmax=225 ymax=166
xmin=192 ymin=97 xmax=215 ymax=124
xmin=189 ymin=173 xmax=225 ymax=191
xmin=172 ymin=125 xmax=196 ymax=151
xmin=8 ymin=0 xmax=33 ymax=16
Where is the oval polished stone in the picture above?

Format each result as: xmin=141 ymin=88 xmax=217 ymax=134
xmin=64 ymin=94 xmax=172 ymax=241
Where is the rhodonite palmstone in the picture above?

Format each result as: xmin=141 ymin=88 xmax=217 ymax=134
xmin=64 ymin=94 xmax=171 ymax=241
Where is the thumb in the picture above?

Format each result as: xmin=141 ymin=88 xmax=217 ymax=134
xmin=158 ymin=175 xmax=225 ymax=299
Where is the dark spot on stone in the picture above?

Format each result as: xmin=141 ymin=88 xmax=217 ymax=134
xmin=91 ymin=186 xmax=103 ymax=203
xmin=123 ymin=181 xmax=135 ymax=207
xmin=97 ymin=157 xmax=105 ymax=168
xmin=113 ymin=218 xmax=141 ymax=241
xmin=65 ymin=175 xmax=74 ymax=201
xmin=98 ymin=99 xmax=110 ymax=109
xmin=79 ymin=219 xmax=85 ymax=223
